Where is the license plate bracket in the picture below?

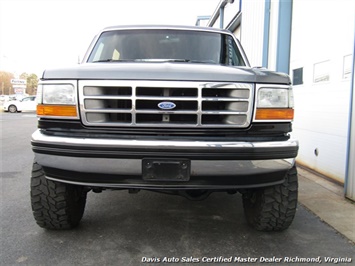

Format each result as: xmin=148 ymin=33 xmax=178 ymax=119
xmin=142 ymin=158 xmax=190 ymax=181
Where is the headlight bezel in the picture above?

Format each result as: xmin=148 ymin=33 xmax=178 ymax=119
xmin=254 ymin=84 xmax=294 ymax=121
xmin=36 ymin=80 xmax=79 ymax=119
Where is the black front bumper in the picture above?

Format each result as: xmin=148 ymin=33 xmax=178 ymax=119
xmin=32 ymin=129 xmax=298 ymax=190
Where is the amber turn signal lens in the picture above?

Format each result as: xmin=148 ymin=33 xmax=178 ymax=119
xmin=37 ymin=104 xmax=77 ymax=117
xmin=255 ymin=108 xmax=294 ymax=120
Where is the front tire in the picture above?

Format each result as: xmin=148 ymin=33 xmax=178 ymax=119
xmin=242 ymin=165 xmax=298 ymax=231
xmin=30 ymin=161 xmax=87 ymax=229
xmin=8 ymin=105 xmax=17 ymax=113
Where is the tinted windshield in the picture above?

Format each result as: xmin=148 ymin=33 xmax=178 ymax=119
xmin=87 ymin=29 xmax=246 ymax=66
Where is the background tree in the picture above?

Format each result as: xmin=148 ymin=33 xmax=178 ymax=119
xmin=20 ymin=72 xmax=28 ymax=80
xmin=20 ymin=72 xmax=39 ymax=95
xmin=0 ymin=71 xmax=15 ymax=95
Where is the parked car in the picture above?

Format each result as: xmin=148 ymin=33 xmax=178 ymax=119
xmin=0 ymin=95 xmax=17 ymax=102
xmin=3 ymin=96 xmax=37 ymax=113
xmin=0 ymin=95 xmax=9 ymax=102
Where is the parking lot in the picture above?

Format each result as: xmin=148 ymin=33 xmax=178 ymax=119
xmin=1 ymin=112 xmax=354 ymax=265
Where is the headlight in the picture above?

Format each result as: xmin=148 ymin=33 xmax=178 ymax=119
xmin=36 ymin=83 xmax=78 ymax=118
xmin=255 ymin=86 xmax=294 ymax=120
xmin=42 ymin=84 xmax=76 ymax=104
xmin=257 ymin=88 xmax=293 ymax=108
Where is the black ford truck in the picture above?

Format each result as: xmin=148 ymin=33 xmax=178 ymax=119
xmin=31 ymin=25 xmax=298 ymax=231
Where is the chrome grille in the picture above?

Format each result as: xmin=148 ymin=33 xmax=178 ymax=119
xmin=79 ymin=80 xmax=253 ymax=128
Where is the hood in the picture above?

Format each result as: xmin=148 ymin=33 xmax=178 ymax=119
xmin=42 ymin=62 xmax=291 ymax=84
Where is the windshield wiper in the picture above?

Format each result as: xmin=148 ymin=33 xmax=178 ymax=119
xmin=164 ymin=59 xmax=217 ymax=64
xmin=150 ymin=59 xmax=216 ymax=64
xmin=92 ymin=59 xmax=216 ymax=64
xmin=92 ymin=59 xmax=135 ymax=63
xmin=192 ymin=60 xmax=216 ymax=64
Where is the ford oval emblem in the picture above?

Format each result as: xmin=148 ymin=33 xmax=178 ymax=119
xmin=158 ymin=101 xmax=176 ymax=110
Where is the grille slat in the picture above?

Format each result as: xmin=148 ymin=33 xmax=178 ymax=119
xmin=79 ymin=81 xmax=253 ymax=128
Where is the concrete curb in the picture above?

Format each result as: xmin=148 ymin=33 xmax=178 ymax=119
xmin=298 ymin=167 xmax=355 ymax=244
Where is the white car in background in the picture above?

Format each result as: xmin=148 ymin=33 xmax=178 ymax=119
xmin=3 ymin=96 xmax=37 ymax=113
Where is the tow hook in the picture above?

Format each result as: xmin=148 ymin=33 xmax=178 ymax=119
xmin=179 ymin=190 xmax=211 ymax=201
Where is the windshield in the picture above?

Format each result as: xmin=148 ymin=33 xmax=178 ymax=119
xmin=87 ymin=29 xmax=246 ymax=66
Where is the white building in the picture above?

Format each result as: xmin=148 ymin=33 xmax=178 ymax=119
xmin=204 ymin=0 xmax=355 ymax=200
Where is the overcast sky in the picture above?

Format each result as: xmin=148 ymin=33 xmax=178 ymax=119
xmin=0 ymin=0 xmax=219 ymax=77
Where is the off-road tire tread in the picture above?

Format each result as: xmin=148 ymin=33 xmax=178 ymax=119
xmin=242 ymin=166 xmax=298 ymax=231
xmin=30 ymin=161 xmax=87 ymax=229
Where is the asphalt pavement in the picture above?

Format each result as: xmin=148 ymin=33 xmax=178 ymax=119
xmin=0 ymin=112 xmax=354 ymax=266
